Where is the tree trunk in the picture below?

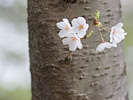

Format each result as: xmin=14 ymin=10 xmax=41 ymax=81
xmin=28 ymin=0 xmax=128 ymax=100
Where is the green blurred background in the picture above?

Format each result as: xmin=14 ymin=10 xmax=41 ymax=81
xmin=0 ymin=0 xmax=132 ymax=100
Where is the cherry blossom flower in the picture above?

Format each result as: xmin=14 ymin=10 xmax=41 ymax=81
xmin=62 ymin=33 xmax=83 ymax=51
xmin=110 ymin=22 xmax=127 ymax=47
xmin=71 ymin=17 xmax=89 ymax=38
xmin=96 ymin=41 xmax=113 ymax=53
xmin=56 ymin=18 xmax=71 ymax=38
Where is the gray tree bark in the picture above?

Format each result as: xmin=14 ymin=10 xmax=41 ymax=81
xmin=28 ymin=0 xmax=128 ymax=100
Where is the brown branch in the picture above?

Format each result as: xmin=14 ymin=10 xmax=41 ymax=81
xmin=66 ymin=51 xmax=72 ymax=59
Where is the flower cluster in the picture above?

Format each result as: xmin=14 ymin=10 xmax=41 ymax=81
xmin=56 ymin=10 xmax=127 ymax=57
xmin=96 ymin=22 xmax=127 ymax=52
xmin=56 ymin=17 xmax=89 ymax=51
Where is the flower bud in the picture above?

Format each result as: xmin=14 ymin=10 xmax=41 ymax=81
xmin=95 ymin=9 xmax=100 ymax=21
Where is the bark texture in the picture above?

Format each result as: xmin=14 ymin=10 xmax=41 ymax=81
xmin=28 ymin=0 xmax=128 ymax=100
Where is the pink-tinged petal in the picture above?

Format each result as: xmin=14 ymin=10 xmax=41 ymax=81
xmin=117 ymin=27 xmax=124 ymax=33
xmin=113 ymin=36 xmax=121 ymax=43
xmin=84 ymin=24 xmax=89 ymax=31
xmin=56 ymin=22 xmax=66 ymax=29
xmin=72 ymin=18 xmax=79 ymax=26
xmin=58 ymin=30 xmax=68 ymax=38
xmin=71 ymin=26 xmax=79 ymax=33
xmin=69 ymin=41 xmax=77 ymax=51
xmin=77 ymin=30 xmax=86 ymax=38
xmin=104 ymin=42 xmax=112 ymax=48
xmin=77 ymin=40 xmax=83 ymax=49
xmin=62 ymin=38 xmax=71 ymax=45
xmin=62 ymin=18 xmax=71 ymax=28
xmin=77 ymin=17 xmax=86 ymax=25
xmin=96 ymin=42 xmax=113 ymax=53
xmin=74 ymin=33 xmax=80 ymax=41
xmin=96 ymin=43 xmax=105 ymax=53
xmin=113 ymin=33 xmax=125 ymax=43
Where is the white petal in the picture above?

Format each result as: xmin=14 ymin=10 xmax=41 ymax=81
xmin=74 ymin=33 xmax=80 ymax=40
xmin=110 ymin=31 xmax=113 ymax=43
xmin=58 ymin=30 xmax=68 ymax=38
xmin=66 ymin=33 xmax=74 ymax=38
xmin=69 ymin=41 xmax=77 ymax=51
xmin=96 ymin=43 xmax=105 ymax=53
xmin=110 ymin=22 xmax=127 ymax=46
xmin=62 ymin=38 xmax=71 ymax=45
xmin=116 ymin=22 xmax=123 ymax=28
xmin=84 ymin=24 xmax=89 ymax=31
xmin=71 ymin=26 xmax=79 ymax=33
xmin=77 ymin=40 xmax=83 ymax=49
xmin=72 ymin=18 xmax=79 ymax=26
xmin=77 ymin=30 xmax=86 ymax=38
xmin=62 ymin=18 xmax=71 ymax=28
xmin=77 ymin=17 xmax=86 ymax=25
xmin=117 ymin=27 xmax=124 ymax=33
xmin=113 ymin=37 xmax=121 ymax=43
xmin=104 ymin=42 xmax=112 ymax=48
xmin=56 ymin=22 xmax=66 ymax=29
xmin=124 ymin=32 xmax=127 ymax=36
xmin=63 ymin=30 xmax=72 ymax=37
xmin=113 ymin=33 xmax=124 ymax=43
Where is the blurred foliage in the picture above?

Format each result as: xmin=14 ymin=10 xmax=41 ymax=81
xmin=0 ymin=0 xmax=26 ymax=23
xmin=0 ymin=86 xmax=31 ymax=100
xmin=0 ymin=0 xmax=31 ymax=100
xmin=122 ymin=1 xmax=133 ymax=99
xmin=123 ymin=14 xmax=133 ymax=47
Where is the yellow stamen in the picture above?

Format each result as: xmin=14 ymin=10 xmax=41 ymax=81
xmin=65 ymin=26 xmax=69 ymax=30
xmin=79 ymin=25 xmax=84 ymax=29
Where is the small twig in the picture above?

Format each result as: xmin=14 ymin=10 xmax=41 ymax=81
xmin=81 ymin=36 xmax=87 ymax=40
xmin=102 ymin=24 xmax=111 ymax=31
xmin=101 ymin=25 xmax=111 ymax=33
xmin=66 ymin=51 xmax=72 ymax=59
xmin=97 ymin=26 xmax=104 ymax=41
xmin=87 ymin=23 xmax=94 ymax=31
xmin=81 ymin=23 xmax=94 ymax=40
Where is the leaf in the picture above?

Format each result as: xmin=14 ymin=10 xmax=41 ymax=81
xmin=86 ymin=31 xmax=93 ymax=38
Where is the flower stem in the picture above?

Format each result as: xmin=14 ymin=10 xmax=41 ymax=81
xmin=101 ymin=26 xmax=111 ymax=33
xmin=101 ymin=24 xmax=111 ymax=31
xmin=88 ymin=23 xmax=94 ymax=31
xmin=97 ymin=26 xmax=104 ymax=41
